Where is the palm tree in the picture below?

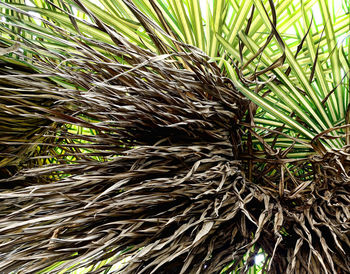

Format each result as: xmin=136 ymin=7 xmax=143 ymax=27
xmin=0 ymin=0 xmax=349 ymax=273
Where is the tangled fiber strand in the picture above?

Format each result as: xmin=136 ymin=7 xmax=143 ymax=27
xmin=238 ymin=125 xmax=350 ymax=273
xmin=0 ymin=25 xmax=269 ymax=273
xmin=0 ymin=55 xmax=60 ymax=179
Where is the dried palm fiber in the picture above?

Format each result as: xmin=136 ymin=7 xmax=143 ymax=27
xmin=0 ymin=13 xmax=261 ymax=274
xmin=238 ymin=127 xmax=350 ymax=273
xmin=0 ymin=1 xmax=349 ymax=274
xmin=0 ymin=43 xmax=60 ymax=180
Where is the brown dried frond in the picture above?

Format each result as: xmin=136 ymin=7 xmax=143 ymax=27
xmin=0 ymin=25 xmax=256 ymax=273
